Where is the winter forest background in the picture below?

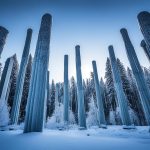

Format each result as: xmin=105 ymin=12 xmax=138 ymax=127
xmin=0 ymin=54 xmax=149 ymax=127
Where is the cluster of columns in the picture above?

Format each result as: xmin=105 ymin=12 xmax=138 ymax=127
xmin=61 ymin=10 xmax=150 ymax=130
xmin=1 ymin=10 xmax=150 ymax=132
xmin=63 ymin=46 xmax=108 ymax=129
xmin=0 ymin=13 xmax=53 ymax=132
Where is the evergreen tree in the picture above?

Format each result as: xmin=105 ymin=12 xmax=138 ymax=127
xmin=100 ymin=78 xmax=110 ymax=124
xmin=105 ymin=58 xmax=120 ymax=124
xmin=128 ymin=107 xmax=140 ymax=125
xmin=144 ymin=67 xmax=150 ymax=89
xmin=48 ymin=80 xmax=55 ymax=117
xmin=105 ymin=58 xmax=117 ymax=111
xmin=46 ymin=82 xmax=51 ymax=119
xmin=86 ymin=96 xmax=98 ymax=127
xmin=117 ymin=58 xmax=132 ymax=102
xmin=7 ymin=54 xmax=19 ymax=113
xmin=83 ymin=79 xmax=90 ymax=113
xmin=46 ymin=71 xmax=50 ymax=121
xmin=89 ymin=72 xmax=96 ymax=105
xmin=19 ymin=55 xmax=32 ymax=122
xmin=46 ymin=102 xmax=75 ymax=129
xmin=109 ymin=109 xmax=116 ymax=125
xmin=117 ymin=59 xmax=141 ymax=125
xmin=127 ymin=67 xmax=146 ymax=125
xmin=0 ymin=55 xmax=18 ymax=126
xmin=70 ymin=76 xmax=78 ymax=123
xmin=58 ymin=82 xmax=64 ymax=104
xmin=83 ymin=79 xmax=86 ymax=110
xmin=0 ymin=62 xmax=2 ymax=79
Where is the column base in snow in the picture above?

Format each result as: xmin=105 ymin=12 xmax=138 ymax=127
xmin=123 ymin=125 xmax=136 ymax=129
xmin=58 ymin=127 xmax=66 ymax=131
xmin=78 ymin=126 xmax=87 ymax=130
xmin=58 ymin=122 xmax=69 ymax=131
xmin=99 ymin=124 xmax=107 ymax=129
xmin=63 ymin=121 xmax=69 ymax=126
xmin=57 ymin=122 xmax=69 ymax=131
xmin=8 ymin=124 xmax=21 ymax=131
xmin=0 ymin=126 xmax=9 ymax=131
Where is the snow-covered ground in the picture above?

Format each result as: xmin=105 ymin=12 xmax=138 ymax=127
xmin=0 ymin=126 xmax=150 ymax=150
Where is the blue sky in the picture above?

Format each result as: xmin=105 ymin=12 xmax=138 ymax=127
xmin=0 ymin=0 xmax=150 ymax=82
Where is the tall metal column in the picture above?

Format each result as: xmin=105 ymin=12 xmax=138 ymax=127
xmin=11 ymin=29 xmax=32 ymax=124
xmin=108 ymin=46 xmax=132 ymax=127
xmin=92 ymin=61 xmax=106 ymax=128
xmin=24 ymin=14 xmax=52 ymax=133
xmin=63 ymin=55 xmax=69 ymax=123
xmin=75 ymin=45 xmax=86 ymax=129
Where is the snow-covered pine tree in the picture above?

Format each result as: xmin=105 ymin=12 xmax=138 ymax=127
xmin=46 ymin=82 xmax=51 ymax=119
xmin=47 ymin=102 xmax=75 ymax=129
xmin=47 ymin=81 xmax=75 ymax=129
xmin=69 ymin=82 xmax=71 ymax=108
xmin=0 ymin=55 xmax=18 ymax=127
xmin=117 ymin=59 xmax=131 ymax=100
xmin=127 ymin=67 xmax=146 ymax=125
xmin=128 ymin=107 xmax=140 ymax=125
xmin=0 ymin=58 xmax=11 ymax=127
xmin=83 ymin=79 xmax=86 ymax=110
xmin=7 ymin=55 xmax=19 ymax=113
xmin=89 ymin=72 xmax=96 ymax=105
xmin=52 ymin=102 xmax=64 ymax=128
xmin=100 ymin=78 xmax=110 ymax=124
xmin=45 ymin=71 xmax=50 ymax=122
xmin=105 ymin=58 xmax=117 ymax=110
xmin=19 ymin=55 xmax=32 ymax=122
xmin=144 ymin=67 xmax=150 ymax=89
xmin=0 ymin=62 xmax=2 ymax=79
xmin=83 ymin=79 xmax=90 ymax=113
xmin=109 ymin=109 xmax=116 ymax=125
xmin=90 ymin=72 xmax=95 ymax=94
xmin=86 ymin=95 xmax=98 ymax=127
xmin=49 ymin=80 xmax=55 ymax=117
xmin=117 ymin=58 xmax=140 ymax=125
xmin=55 ymin=83 xmax=59 ymax=110
xmin=105 ymin=58 xmax=119 ymax=124
xmin=70 ymin=76 xmax=78 ymax=123
xmin=83 ymin=73 xmax=97 ymax=117
xmin=58 ymin=82 xmax=64 ymax=104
